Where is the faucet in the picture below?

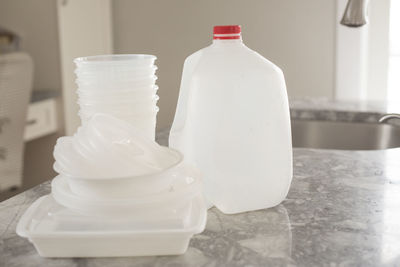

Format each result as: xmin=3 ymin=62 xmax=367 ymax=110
xmin=341 ymin=0 xmax=369 ymax=27
xmin=379 ymin=113 xmax=400 ymax=123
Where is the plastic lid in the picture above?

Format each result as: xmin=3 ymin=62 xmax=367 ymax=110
xmin=213 ymin=25 xmax=241 ymax=40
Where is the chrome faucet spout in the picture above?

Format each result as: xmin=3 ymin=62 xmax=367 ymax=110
xmin=379 ymin=113 xmax=400 ymax=123
xmin=340 ymin=0 xmax=369 ymax=28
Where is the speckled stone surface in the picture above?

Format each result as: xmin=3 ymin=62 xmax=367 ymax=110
xmin=2 ymin=100 xmax=400 ymax=266
xmin=290 ymin=98 xmax=400 ymax=125
xmin=2 ymin=146 xmax=400 ymax=266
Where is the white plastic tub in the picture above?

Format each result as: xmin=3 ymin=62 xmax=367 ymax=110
xmin=52 ymin=174 xmax=200 ymax=225
xmin=53 ymin=151 xmax=200 ymax=199
xmin=16 ymin=194 xmax=207 ymax=258
xmin=51 ymin=168 xmax=202 ymax=215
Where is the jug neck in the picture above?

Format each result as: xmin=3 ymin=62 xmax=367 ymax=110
xmin=212 ymin=38 xmax=243 ymax=45
xmin=212 ymin=25 xmax=243 ymax=44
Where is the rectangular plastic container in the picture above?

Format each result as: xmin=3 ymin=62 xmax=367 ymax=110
xmin=16 ymin=195 xmax=206 ymax=258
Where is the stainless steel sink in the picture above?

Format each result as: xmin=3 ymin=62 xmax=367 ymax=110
xmin=291 ymin=120 xmax=400 ymax=150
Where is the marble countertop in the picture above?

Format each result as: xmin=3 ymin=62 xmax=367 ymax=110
xmin=1 ymin=99 xmax=400 ymax=266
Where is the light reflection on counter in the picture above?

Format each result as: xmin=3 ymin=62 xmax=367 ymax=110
xmin=381 ymin=149 xmax=400 ymax=264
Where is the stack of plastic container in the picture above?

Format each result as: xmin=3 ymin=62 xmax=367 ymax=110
xmin=17 ymin=114 xmax=206 ymax=257
xmin=16 ymin=55 xmax=207 ymax=258
xmin=75 ymin=54 xmax=159 ymax=140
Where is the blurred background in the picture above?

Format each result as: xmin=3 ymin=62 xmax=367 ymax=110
xmin=0 ymin=0 xmax=398 ymax=200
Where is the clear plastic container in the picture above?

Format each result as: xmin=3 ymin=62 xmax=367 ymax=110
xmin=77 ymin=90 xmax=158 ymax=101
xmin=78 ymin=109 xmax=158 ymax=126
xmin=77 ymin=84 xmax=158 ymax=94
xmin=169 ymin=25 xmax=293 ymax=214
xmin=51 ymin=169 xmax=202 ymax=215
xmin=74 ymin=54 xmax=156 ymax=69
xmin=76 ymin=75 xmax=157 ymax=87
xmin=55 ymin=114 xmax=162 ymax=176
xmin=53 ymin=151 xmax=199 ymax=200
xmin=77 ymin=100 xmax=159 ymax=114
xmin=77 ymin=96 xmax=157 ymax=106
xmin=16 ymin=194 xmax=206 ymax=257
xmin=77 ymin=117 xmax=157 ymax=141
xmin=75 ymin=65 xmax=158 ymax=76
xmin=74 ymin=55 xmax=159 ymax=140
xmin=77 ymin=87 xmax=158 ymax=103
xmin=78 ymin=106 xmax=159 ymax=116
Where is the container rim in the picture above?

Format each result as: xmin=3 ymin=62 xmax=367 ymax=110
xmin=74 ymin=54 xmax=156 ymax=64
xmin=59 ymin=147 xmax=183 ymax=181
xmin=16 ymin=194 xmax=206 ymax=238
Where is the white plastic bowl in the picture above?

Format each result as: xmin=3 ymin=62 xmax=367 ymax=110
xmin=51 ymin=163 xmax=202 ymax=212
xmin=57 ymin=148 xmax=187 ymax=199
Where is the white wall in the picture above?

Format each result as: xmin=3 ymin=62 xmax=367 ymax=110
xmin=367 ymin=0 xmax=390 ymax=101
xmin=0 ymin=0 xmax=61 ymax=91
xmin=113 ymin=0 xmax=336 ymax=129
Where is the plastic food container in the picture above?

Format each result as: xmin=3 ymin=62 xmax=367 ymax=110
xmin=78 ymin=91 xmax=158 ymax=102
xmin=16 ymin=194 xmax=207 ymax=258
xmin=75 ymin=77 xmax=157 ymax=90
xmin=77 ymin=94 xmax=159 ymax=106
xmin=78 ymin=101 xmax=159 ymax=114
xmin=77 ymin=113 xmax=158 ymax=141
xmin=78 ymin=112 xmax=158 ymax=131
xmin=78 ymin=94 xmax=159 ymax=105
xmin=78 ymin=107 xmax=159 ymax=121
xmin=51 ymin=173 xmax=202 ymax=217
xmin=53 ymin=150 xmax=198 ymax=199
xmin=77 ymin=84 xmax=159 ymax=94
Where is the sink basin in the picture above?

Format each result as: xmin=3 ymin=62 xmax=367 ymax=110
xmin=292 ymin=120 xmax=400 ymax=150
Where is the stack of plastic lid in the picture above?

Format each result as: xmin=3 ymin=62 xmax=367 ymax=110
xmin=16 ymin=114 xmax=206 ymax=258
xmin=75 ymin=54 xmax=159 ymax=140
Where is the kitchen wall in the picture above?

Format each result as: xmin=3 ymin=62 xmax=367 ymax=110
xmin=0 ymin=0 xmax=62 ymax=91
xmin=113 ymin=0 xmax=336 ymax=129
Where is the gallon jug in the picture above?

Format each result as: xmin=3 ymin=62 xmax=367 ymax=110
xmin=169 ymin=25 xmax=292 ymax=214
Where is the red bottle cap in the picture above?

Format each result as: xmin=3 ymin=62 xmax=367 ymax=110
xmin=213 ymin=25 xmax=241 ymax=40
